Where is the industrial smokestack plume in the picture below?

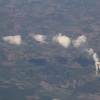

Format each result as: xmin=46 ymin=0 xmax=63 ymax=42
xmin=73 ymin=35 xmax=100 ymax=77
xmin=85 ymin=48 xmax=100 ymax=76
xmin=93 ymin=53 xmax=99 ymax=62
xmin=93 ymin=53 xmax=100 ymax=76
xmin=95 ymin=62 xmax=100 ymax=76
xmin=89 ymin=50 xmax=100 ymax=76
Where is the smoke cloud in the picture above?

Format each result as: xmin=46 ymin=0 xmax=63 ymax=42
xmin=72 ymin=35 xmax=87 ymax=48
xmin=3 ymin=35 xmax=22 ymax=45
xmin=73 ymin=35 xmax=100 ymax=75
xmin=86 ymin=48 xmax=99 ymax=62
xmin=93 ymin=53 xmax=99 ymax=62
xmin=32 ymin=34 xmax=47 ymax=43
xmin=87 ymin=48 xmax=94 ymax=55
xmin=53 ymin=33 xmax=71 ymax=48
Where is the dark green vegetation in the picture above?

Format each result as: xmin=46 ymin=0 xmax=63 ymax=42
xmin=29 ymin=58 xmax=47 ymax=66
xmin=0 ymin=85 xmax=35 ymax=100
xmin=75 ymin=57 xmax=94 ymax=67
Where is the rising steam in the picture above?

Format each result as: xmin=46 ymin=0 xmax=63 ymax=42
xmin=86 ymin=48 xmax=99 ymax=62
xmin=3 ymin=35 xmax=22 ymax=45
xmin=93 ymin=53 xmax=99 ymax=62
xmin=53 ymin=33 xmax=71 ymax=48
xmin=32 ymin=34 xmax=46 ymax=43
xmin=72 ymin=35 xmax=99 ymax=62
xmin=73 ymin=35 xmax=100 ymax=76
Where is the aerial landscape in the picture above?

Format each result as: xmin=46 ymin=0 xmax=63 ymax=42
xmin=0 ymin=0 xmax=100 ymax=100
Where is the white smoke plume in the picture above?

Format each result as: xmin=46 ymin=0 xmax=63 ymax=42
xmin=84 ymin=48 xmax=94 ymax=56
xmin=32 ymin=34 xmax=47 ymax=43
xmin=3 ymin=35 xmax=22 ymax=45
xmin=93 ymin=53 xmax=99 ymax=76
xmin=73 ymin=35 xmax=100 ymax=76
xmin=93 ymin=53 xmax=99 ymax=62
xmin=53 ymin=33 xmax=71 ymax=48
xmin=86 ymin=48 xmax=99 ymax=62
xmin=72 ymin=35 xmax=87 ymax=48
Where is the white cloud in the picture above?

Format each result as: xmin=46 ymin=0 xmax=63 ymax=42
xmin=72 ymin=35 xmax=87 ymax=48
xmin=3 ymin=35 xmax=22 ymax=45
xmin=53 ymin=33 xmax=71 ymax=48
xmin=32 ymin=34 xmax=46 ymax=43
